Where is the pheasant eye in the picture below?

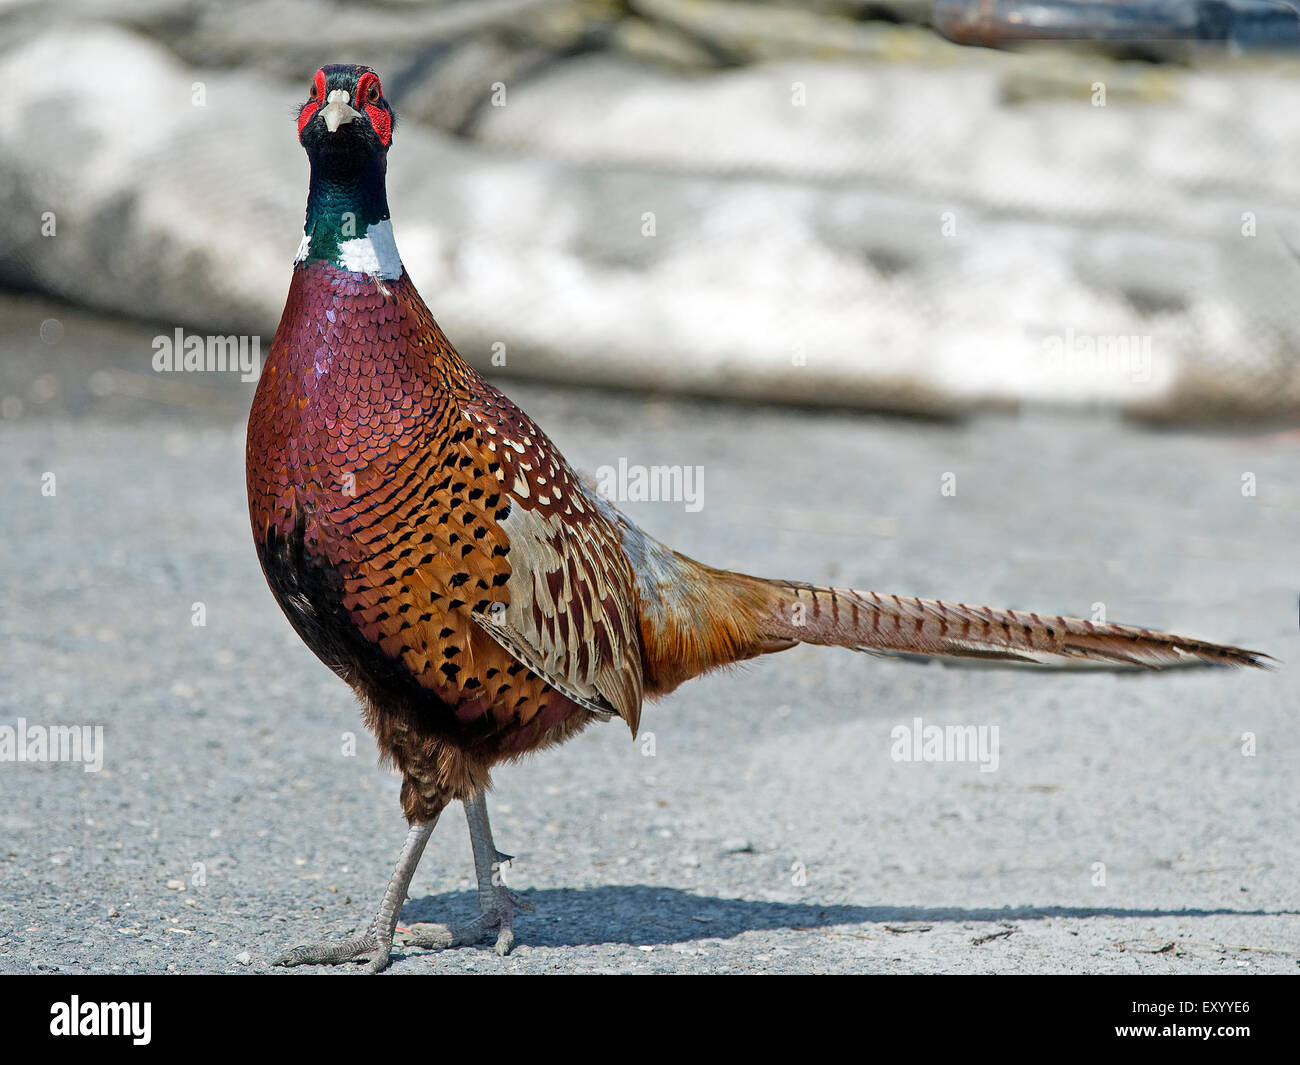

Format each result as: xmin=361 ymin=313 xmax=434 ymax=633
xmin=367 ymin=83 xmax=381 ymax=103
xmin=308 ymin=84 xmax=318 ymax=100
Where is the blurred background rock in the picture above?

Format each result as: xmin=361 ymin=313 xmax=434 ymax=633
xmin=5 ymin=0 xmax=1300 ymax=423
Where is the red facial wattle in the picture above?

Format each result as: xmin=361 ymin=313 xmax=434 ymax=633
xmin=354 ymin=71 xmax=391 ymax=146
xmin=297 ymin=69 xmax=327 ymax=136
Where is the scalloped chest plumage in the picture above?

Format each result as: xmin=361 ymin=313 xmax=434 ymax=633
xmin=245 ymin=262 xmax=637 ymax=814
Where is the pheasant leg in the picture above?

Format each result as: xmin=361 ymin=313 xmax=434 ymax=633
xmin=398 ymin=791 xmax=533 ymax=956
xmin=277 ymin=818 xmax=438 ymax=973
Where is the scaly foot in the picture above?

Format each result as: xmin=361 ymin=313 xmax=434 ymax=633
xmin=277 ymin=928 xmax=394 ymax=973
xmin=398 ymin=883 xmax=534 ymax=956
xmin=276 ymin=820 xmax=439 ymax=975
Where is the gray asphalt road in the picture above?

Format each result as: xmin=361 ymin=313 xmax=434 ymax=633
xmin=1 ymin=293 xmax=1296 ymax=974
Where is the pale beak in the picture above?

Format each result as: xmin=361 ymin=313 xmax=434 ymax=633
xmin=320 ymin=89 xmax=360 ymax=133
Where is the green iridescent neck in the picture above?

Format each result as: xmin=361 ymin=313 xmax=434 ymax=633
xmin=297 ymin=154 xmax=397 ymax=274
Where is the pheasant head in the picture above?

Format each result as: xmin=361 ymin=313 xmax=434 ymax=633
xmin=294 ymin=64 xmax=400 ymax=278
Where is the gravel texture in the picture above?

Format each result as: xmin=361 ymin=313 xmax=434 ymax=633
xmin=1 ymin=294 xmax=1296 ymax=974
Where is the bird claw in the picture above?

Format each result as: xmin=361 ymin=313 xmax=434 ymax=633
xmin=276 ymin=929 xmax=394 ymax=972
xmin=397 ymin=887 xmax=533 ymax=956
xmin=506 ymin=887 xmax=536 ymax=914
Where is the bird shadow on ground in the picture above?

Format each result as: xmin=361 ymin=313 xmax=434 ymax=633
xmin=399 ymin=886 xmax=1298 ymax=950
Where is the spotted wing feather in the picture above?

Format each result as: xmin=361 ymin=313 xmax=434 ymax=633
xmin=459 ymin=385 xmax=645 ymax=733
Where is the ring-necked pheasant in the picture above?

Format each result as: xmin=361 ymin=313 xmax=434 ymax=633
xmin=246 ymin=64 xmax=1270 ymax=972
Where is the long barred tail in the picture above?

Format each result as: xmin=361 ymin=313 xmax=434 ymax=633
xmin=755 ymin=580 xmax=1271 ymax=670
xmin=628 ymin=544 xmax=1272 ymax=695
